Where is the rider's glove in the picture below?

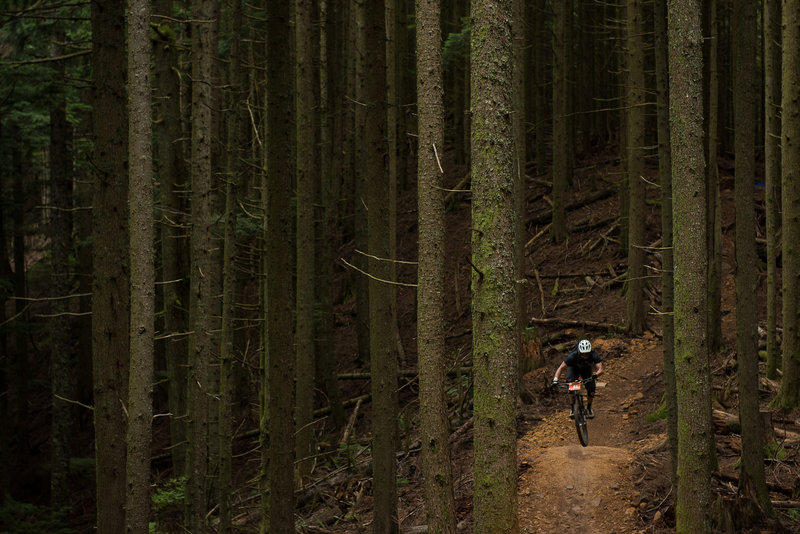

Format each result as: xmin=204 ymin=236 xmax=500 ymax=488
xmin=551 ymin=378 xmax=558 ymax=386
xmin=591 ymin=374 xmax=598 ymax=381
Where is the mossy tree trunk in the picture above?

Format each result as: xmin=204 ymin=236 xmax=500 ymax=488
xmin=470 ymin=0 xmax=519 ymax=532
xmin=668 ymin=1 xmax=714 ymax=531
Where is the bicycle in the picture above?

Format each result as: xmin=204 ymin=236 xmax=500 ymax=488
xmin=552 ymin=376 xmax=596 ymax=447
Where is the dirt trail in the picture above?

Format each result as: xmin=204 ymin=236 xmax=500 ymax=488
xmin=517 ymin=336 xmax=666 ymax=533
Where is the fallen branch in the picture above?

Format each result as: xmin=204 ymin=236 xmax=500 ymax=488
xmin=525 ymin=223 xmax=552 ymax=250
xmin=449 ymin=416 xmax=474 ymax=446
xmin=444 ymin=172 xmax=471 ymax=203
xmin=771 ymin=501 xmax=800 ymax=509
xmin=534 ymin=269 xmax=545 ymax=316
xmin=340 ymin=398 xmax=362 ymax=444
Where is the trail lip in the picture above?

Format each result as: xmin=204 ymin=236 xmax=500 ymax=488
xmin=517 ymin=338 xmax=665 ymax=533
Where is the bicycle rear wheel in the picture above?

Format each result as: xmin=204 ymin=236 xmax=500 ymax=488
xmin=573 ymin=394 xmax=589 ymax=446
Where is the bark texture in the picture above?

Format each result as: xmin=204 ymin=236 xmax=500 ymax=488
xmin=779 ymin=0 xmax=800 ymax=409
xmin=91 ymin=2 xmax=129 ymax=531
xmin=668 ymin=0 xmax=713 ymax=531
xmin=125 ymin=0 xmax=155 ymax=529
xmin=417 ymin=0 xmax=457 ymax=530
xmin=470 ymin=0 xmax=519 ymax=532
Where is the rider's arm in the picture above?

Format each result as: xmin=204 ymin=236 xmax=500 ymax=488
xmin=594 ymin=361 xmax=604 ymax=377
xmin=553 ymin=361 xmax=568 ymax=381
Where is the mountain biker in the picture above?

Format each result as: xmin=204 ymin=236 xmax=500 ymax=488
xmin=551 ymin=339 xmax=603 ymax=419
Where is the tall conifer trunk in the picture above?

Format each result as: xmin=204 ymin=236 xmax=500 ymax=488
xmin=625 ymin=0 xmax=646 ymax=334
xmin=125 ymin=0 xmax=155 ymax=529
xmin=763 ymin=0 xmax=781 ymax=380
xmin=668 ymin=1 xmax=714 ymax=531
xmin=49 ymin=32 xmax=74 ymax=507
xmin=154 ymin=0 xmax=190 ymax=477
xmin=778 ymin=0 xmax=800 ymax=409
xmin=264 ymin=1 xmax=296 ymax=531
xmin=732 ymin=0 xmax=775 ymax=520
xmin=186 ymin=0 xmax=218 ymax=529
xmin=417 ymin=0 xmax=457 ymax=530
xmin=471 ymin=0 xmax=519 ymax=532
xmin=91 ymin=2 xmax=129 ymax=531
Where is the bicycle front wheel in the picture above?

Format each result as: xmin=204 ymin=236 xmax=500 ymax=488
xmin=573 ymin=394 xmax=589 ymax=447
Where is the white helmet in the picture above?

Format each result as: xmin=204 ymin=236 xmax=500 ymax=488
xmin=578 ymin=339 xmax=592 ymax=353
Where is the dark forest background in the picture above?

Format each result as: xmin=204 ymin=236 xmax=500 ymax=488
xmin=0 ymin=0 xmax=799 ymax=532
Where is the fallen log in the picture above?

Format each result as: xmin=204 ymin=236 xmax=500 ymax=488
xmin=527 ymin=188 xmax=616 ymax=226
xmin=713 ymin=471 xmax=795 ymax=496
xmin=528 ymin=316 xmax=625 ymax=332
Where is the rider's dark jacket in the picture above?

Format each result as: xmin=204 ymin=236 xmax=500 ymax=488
xmin=563 ymin=347 xmax=602 ymax=377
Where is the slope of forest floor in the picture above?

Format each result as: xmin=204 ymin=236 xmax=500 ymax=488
xmin=18 ymin=149 xmax=797 ymax=533
xmin=312 ymin=150 xmax=800 ymax=534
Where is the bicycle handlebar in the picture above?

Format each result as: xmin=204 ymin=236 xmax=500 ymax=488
xmin=552 ymin=376 xmax=596 ymax=389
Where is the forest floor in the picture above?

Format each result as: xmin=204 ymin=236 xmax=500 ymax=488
xmin=313 ymin=149 xmax=800 ymax=534
xmin=44 ymin=149 xmax=799 ymax=533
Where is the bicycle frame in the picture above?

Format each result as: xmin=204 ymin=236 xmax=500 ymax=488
xmin=555 ymin=377 xmax=592 ymax=447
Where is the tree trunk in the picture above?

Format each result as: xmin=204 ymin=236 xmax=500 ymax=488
xmin=91 ymin=2 xmax=130 ymax=531
xmin=668 ymin=1 xmax=714 ymax=531
xmin=513 ymin=0 xmax=527 ymax=386
xmin=551 ymin=0 xmax=570 ymax=243
xmin=732 ymin=0 xmax=776 ymax=520
xmin=361 ymin=0 xmax=399 ymax=531
xmin=154 ymin=0 xmax=190 ymax=478
xmin=653 ymin=0 xmax=677 ymax=495
xmin=764 ymin=0 xmax=781 ymax=380
xmin=353 ymin=1 xmax=371 ymax=370
xmin=778 ymin=0 xmax=800 ymax=409
xmin=49 ymin=33 xmax=74 ymax=507
xmin=11 ymin=133 xmax=31 ymax=492
xmin=218 ymin=2 xmax=245 ymax=531
xmin=625 ymin=0 xmax=646 ymax=334
xmin=295 ymin=0 xmax=317 ymax=485
xmin=471 ymin=0 xmax=519 ymax=532
xmin=186 ymin=0 xmax=218 ymax=529
xmin=126 ymin=0 xmax=155 ymax=530
xmin=704 ymin=0 xmax=722 ymax=353
xmin=316 ymin=0 xmax=346 ymax=432
xmin=529 ymin=0 xmax=547 ymax=174
xmin=265 ymin=0 xmax=296 ymax=531
xmin=416 ymin=0 xmax=457 ymax=531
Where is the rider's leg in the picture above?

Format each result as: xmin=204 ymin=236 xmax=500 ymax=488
xmin=566 ymin=367 xmax=578 ymax=417
xmin=585 ymin=372 xmax=597 ymax=418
